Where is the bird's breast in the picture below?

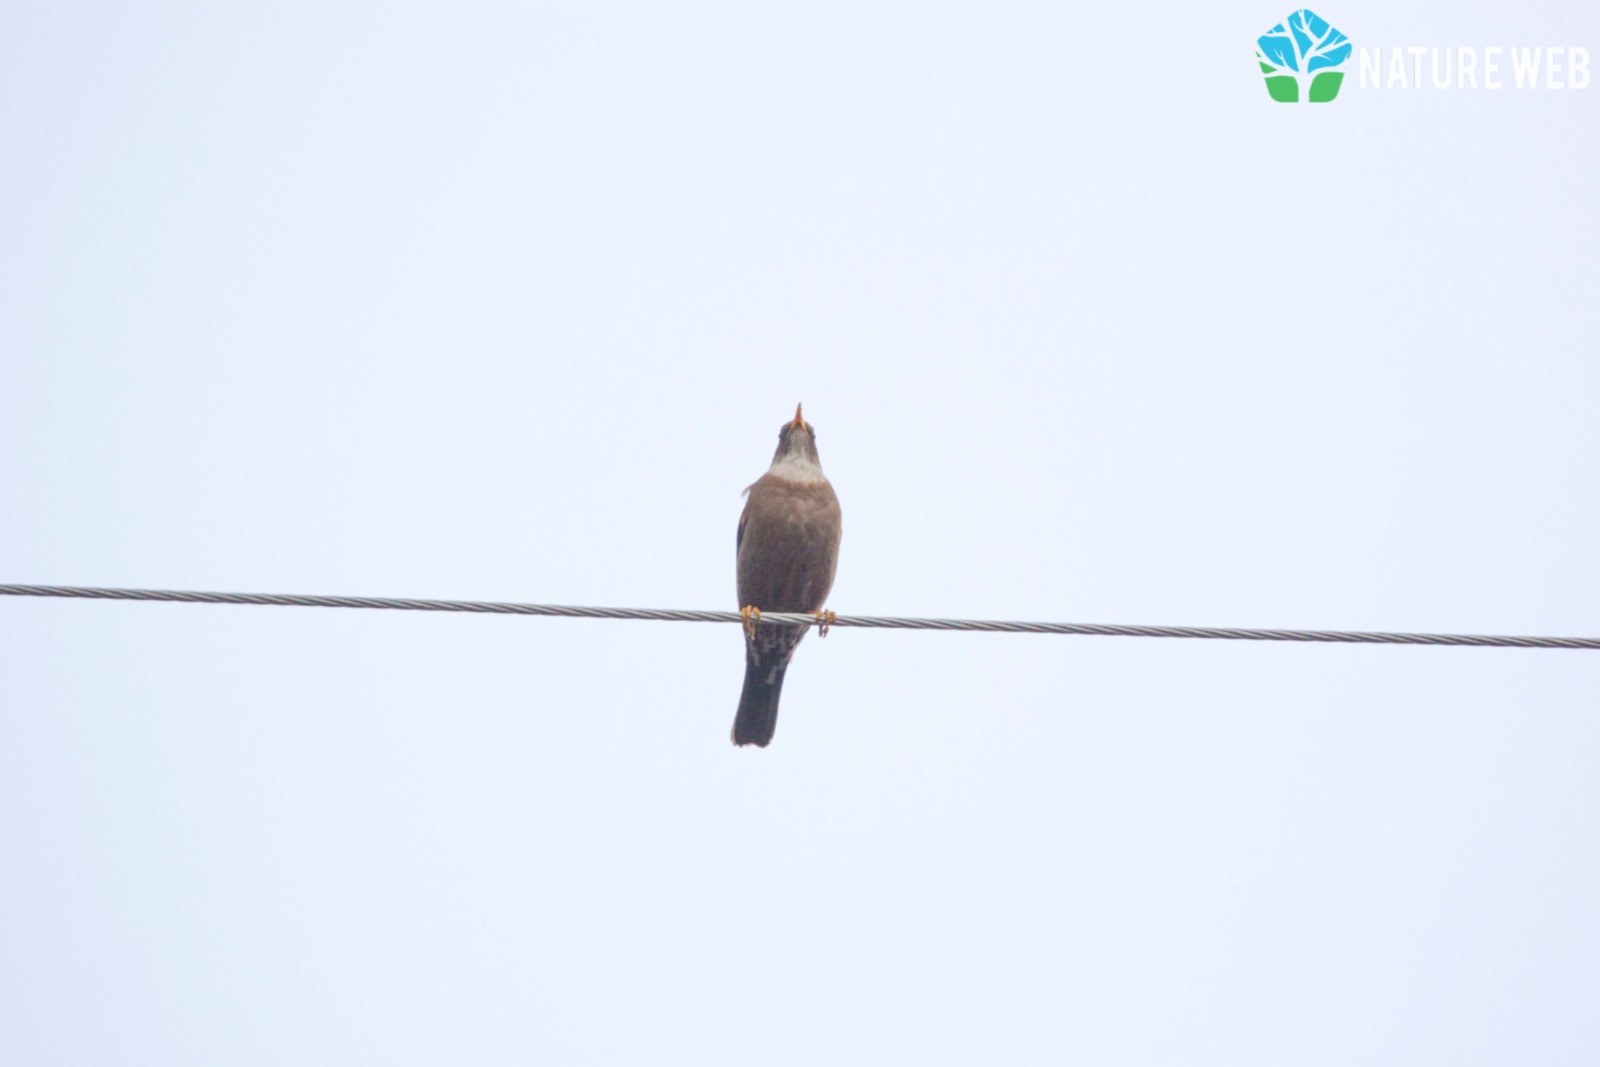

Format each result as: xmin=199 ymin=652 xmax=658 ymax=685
xmin=736 ymin=475 xmax=842 ymax=614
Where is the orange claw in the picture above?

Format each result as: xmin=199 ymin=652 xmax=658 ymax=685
xmin=740 ymin=605 xmax=762 ymax=640
xmin=813 ymin=609 xmax=837 ymax=637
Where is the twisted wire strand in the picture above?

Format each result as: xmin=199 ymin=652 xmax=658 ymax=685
xmin=2 ymin=583 xmax=1597 ymax=650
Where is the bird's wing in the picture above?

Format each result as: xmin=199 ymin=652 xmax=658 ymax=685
xmin=737 ymin=507 xmax=747 ymax=556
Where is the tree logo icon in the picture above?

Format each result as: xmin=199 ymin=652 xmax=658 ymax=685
xmin=1256 ymin=9 xmax=1352 ymax=102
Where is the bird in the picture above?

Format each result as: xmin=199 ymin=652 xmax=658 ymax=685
xmin=732 ymin=403 xmax=842 ymax=747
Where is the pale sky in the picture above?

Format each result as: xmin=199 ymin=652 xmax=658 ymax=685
xmin=3 ymin=3 xmax=1598 ymax=1063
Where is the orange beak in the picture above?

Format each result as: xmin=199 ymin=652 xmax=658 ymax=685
xmin=791 ymin=403 xmax=805 ymax=429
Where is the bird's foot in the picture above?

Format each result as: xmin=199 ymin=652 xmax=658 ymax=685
xmin=740 ymin=605 xmax=762 ymax=640
xmin=814 ymin=609 xmax=837 ymax=637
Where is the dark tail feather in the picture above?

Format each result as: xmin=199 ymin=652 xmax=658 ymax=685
xmin=732 ymin=659 xmax=787 ymax=747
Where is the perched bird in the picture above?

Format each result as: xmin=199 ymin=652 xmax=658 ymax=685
xmin=732 ymin=404 xmax=843 ymax=747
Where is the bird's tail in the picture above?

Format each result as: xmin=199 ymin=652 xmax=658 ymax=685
xmin=732 ymin=659 xmax=787 ymax=747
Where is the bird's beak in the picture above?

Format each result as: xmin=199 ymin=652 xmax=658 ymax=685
xmin=791 ymin=403 xmax=805 ymax=429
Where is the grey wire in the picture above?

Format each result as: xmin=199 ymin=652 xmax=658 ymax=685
xmin=2 ymin=583 xmax=1597 ymax=649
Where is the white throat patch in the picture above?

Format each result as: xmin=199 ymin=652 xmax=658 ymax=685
xmin=767 ymin=450 xmax=828 ymax=485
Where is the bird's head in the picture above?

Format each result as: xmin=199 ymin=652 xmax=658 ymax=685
xmin=768 ymin=403 xmax=825 ymax=478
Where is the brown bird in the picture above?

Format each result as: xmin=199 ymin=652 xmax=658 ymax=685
xmin=733 ymin=404 xmax=842 ymax=747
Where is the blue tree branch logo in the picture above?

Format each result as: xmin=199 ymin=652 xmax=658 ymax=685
xmin=1256 ymin=9 xmax=1352 ymax=102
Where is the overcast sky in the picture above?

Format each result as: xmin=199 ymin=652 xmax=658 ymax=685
xmin=3 ymin=3 xmax=1598 ymax=1063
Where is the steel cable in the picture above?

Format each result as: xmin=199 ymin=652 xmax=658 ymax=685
xmin=3 ymin=583 xmax=1597 ymax=650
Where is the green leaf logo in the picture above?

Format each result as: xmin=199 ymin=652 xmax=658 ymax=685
xmin=1256 ymin=10 xmax=1352 ymax=103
